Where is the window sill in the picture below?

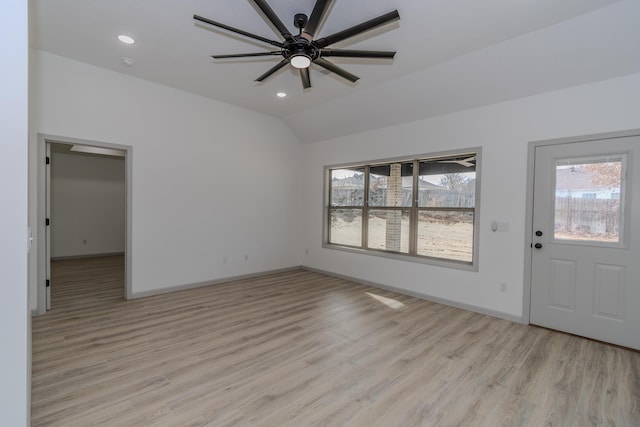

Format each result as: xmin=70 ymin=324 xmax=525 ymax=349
xmin=322 ymin=243 xmax=478 ymax=272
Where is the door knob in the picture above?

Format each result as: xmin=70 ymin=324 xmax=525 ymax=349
xmin=534 ymin=243 xmax=542 ymax=249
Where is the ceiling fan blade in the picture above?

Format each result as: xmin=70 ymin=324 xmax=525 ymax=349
xmin=250 ymin=0 xmax=295 ymax=42
xmin=300 ymin=68 xmax=311 ymax=89
xmin=194 ymin=15 xmax=283 ymax=48
xmin=314 ymin=10 xmax=400 ymax=48
xmin=212 ymin=51 xmax=282 ymax=59
xmin=302 ymin=0 xmax=332 ymax=41
xmin=314 ymin=58 xmax=359 ymax=83
xmin=441 ymin=160 xmax=474 ymax=167
xmin=320 ymin=49 xmax=396 ymax=59
xmin=255 ymin=59 xmax=289 ymax=82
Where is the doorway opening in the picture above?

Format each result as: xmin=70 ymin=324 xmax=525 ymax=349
xmin=37 ymin=135 xmax=132 ymax=314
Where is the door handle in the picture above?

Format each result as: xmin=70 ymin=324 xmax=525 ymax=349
xmin=534 ymin=243 xmax=542 ymax=249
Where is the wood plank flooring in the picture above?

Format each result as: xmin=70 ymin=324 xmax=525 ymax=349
xmin=31 ymin=256 xmax=640 ymax=426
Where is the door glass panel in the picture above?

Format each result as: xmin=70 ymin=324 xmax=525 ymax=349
xmin=554 ymin=156 xmax=625 ymax=243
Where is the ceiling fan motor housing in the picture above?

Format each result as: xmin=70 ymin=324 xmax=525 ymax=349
xmin=283 ymin=36 xmax=319 ymax=62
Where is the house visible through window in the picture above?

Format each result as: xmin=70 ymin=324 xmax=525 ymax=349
xmin=554 ymin=157 xmax=624 ymax=243
xmin=326 ymin=151 xmax=480 ymax=268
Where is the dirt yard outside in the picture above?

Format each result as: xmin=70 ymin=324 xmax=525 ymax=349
xmin=330 ymin=212 xmax=473 ymax=262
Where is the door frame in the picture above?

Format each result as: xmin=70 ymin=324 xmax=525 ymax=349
xmin=36 ymin=134 xmax=133 ymax=314
xmin=522 ymin=128 xmax=640 ymax=324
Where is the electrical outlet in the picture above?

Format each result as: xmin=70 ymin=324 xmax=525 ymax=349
xmin=82 ymin=239 xmax=87 ymax=244
xmin=500 ymin=282 xmax=507 ymax=293
xmin=305 ymin=248 xmax=309 ymax=255
xmin=223 ymin=256 xmax=228 ymax=264
xmin=244 ymin=254 xmax=249 ymax=261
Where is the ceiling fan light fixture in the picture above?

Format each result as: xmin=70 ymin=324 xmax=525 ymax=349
xmin=290 ymin=54 xmax=311 ymax=69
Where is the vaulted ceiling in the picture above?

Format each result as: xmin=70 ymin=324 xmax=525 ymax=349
xmin=31 ymin=0 xmax=640 ymax=142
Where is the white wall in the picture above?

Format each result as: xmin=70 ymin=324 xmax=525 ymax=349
xmin=1 ymin=1 xmax=29 ymax=425
xmin=30 ymin=50 xmax=302 ymax=303
xmin=301 ymin=73 xmax=640 ymax=320
xmin=50 ymin=151 xmax=125 ymax=258
xmin=30 ymin=48 xmax=640 ymax=321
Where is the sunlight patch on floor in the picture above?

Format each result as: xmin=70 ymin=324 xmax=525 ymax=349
xmin=366 ymin=292 xmax=405 ymax=309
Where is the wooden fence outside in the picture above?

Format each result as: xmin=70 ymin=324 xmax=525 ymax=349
xmin=555 ymin=197 xmax=620 ymax=237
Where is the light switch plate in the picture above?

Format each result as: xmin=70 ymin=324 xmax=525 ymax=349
xmin=497 ymin=221 xmax=510 ymax=232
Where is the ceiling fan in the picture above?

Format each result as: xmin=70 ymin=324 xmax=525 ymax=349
xmin=194 ymin=0 xmax=400 ymax=89
xmin=441 ymin=156 xmax=477 ymax=168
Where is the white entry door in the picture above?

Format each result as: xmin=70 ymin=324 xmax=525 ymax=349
xmin=530 ymin=135 xmax=640 ymax=350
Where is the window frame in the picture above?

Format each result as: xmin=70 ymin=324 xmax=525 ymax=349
xmin=323 ymin=148 xmax=482 ymax=271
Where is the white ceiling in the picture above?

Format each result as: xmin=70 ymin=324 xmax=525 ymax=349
xmin=31 ymin=0 xmax=640 ymax=143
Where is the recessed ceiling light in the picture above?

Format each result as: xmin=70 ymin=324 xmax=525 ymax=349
xmin=276 ymin=92 xmax=287 ymax=98
xmin=118 ymin=35 xmax=135 ymax=44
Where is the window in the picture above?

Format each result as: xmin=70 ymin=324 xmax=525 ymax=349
xmin=329 ymin=167 xmax=364 ymax=247
xmin=326 ymin=150 xmax=480 ymax=268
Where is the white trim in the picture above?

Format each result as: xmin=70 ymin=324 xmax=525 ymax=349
xmin=323 ymin=146 xmax=482 ymax=272
xmin=51 ymin=252 xmax=125 ymax=261
xmin=522 ymin=128 xmax=640 ymax=325
xmin=36 ymin=134 xmax=133 ymax=314
xmin=303 ymin=266 xmax=525 ymax=324
xmin=130 ymin=267 xmax=301 ymax=299
xmin=132 ymin=264 xmax=523 ymax=323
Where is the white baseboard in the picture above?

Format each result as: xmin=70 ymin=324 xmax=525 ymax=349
xmin=51 ymin=252 xmax=124 ymax=261
xmin=129 ymin=266 xmax=303 ymax=299
xmin=302 ymin=266 xmax=526 ymax=324
xmin=54 ymin=259 xmax=525 ymax=324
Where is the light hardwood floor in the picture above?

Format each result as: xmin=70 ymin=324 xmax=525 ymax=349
xmin=32 ymin=256 xmax=640 ymax=426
